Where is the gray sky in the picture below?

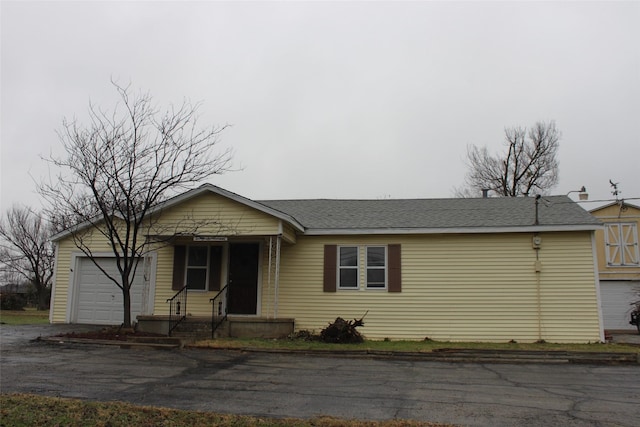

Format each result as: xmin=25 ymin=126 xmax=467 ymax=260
xmin=2 ymin=0 xmax=639 ymax=212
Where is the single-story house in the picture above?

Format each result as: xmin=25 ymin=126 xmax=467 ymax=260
xmin=590 ymin=201 xmax=640 ymax=331
xmin=50 ymin=184 xmax=604 ymax=342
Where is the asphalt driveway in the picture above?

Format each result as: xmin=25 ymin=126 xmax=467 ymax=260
xmin=1 ymin=324 xmax=639 ymax=426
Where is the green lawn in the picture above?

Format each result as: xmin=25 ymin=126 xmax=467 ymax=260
xmin=0 ymin=308 xmax=50 ymax=325
xmin=193 ymin=336 xmax=640 ymax=354
xmin=0 ymin=393 xmax=452 ymax=427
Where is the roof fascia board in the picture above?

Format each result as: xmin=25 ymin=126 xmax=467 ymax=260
xmin=589 ymin=201 xmax=640 ymax=213
xmin=50 ymin=213 xmax=125 ymax=242
xmin=303 ymin=224 xmax=602 ymax=236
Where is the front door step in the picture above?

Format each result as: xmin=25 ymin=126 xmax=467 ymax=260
xmin=137 ymin=316 xmax=294 ymax=339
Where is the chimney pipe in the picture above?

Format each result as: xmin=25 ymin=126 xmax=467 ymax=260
xmin=482 ymin=189 xmax=489 ymax=198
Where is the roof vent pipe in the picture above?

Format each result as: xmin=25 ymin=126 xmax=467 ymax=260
xmin=482 ymin=189 xmax=489 ymax=198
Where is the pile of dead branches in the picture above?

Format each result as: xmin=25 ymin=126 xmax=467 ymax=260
xmin=320 ymin=312 xmax=368 ymax=344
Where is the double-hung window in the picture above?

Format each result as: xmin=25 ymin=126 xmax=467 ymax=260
xmin=323 ymin=244 xmax=401 ymax=293
xmin=338 ymin=246 xmax=359 ymax=289
xmin=366 ymin=246 xmax=387 ymax=289
xmin=186 ymin=246 xmax=209 ymax=290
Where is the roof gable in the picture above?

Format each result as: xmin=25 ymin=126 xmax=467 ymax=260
xmin=589 ymin=201 xmax=640 ymax=216
xmin=51 ymin=184 xmax=305 ymax=242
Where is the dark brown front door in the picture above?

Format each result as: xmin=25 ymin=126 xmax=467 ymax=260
xmin=227 ymin=243 xmax=259 ymax=315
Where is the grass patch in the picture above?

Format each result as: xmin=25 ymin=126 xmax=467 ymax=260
xmin=0 ymin=307 xmax=49 ymax=325
xmin=0 ymin=393 xmax=452 ymax=426
xmin=192 ymin=337 xmax=640 ymax=354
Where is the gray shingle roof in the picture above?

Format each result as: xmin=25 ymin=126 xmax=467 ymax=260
xmin=259 ymin=195 xmax=601 ymax=232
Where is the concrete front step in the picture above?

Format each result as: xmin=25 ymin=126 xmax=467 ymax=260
xmin=137 ymin=315 xmax=294 ymax=339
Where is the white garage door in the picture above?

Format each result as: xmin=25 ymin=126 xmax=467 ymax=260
xmin=75 ymin=257 xmax=145 ymax=325
xmin=600 ymin=281 xmax=639 ymax=331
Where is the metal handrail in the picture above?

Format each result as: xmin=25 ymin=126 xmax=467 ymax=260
xmin=209 ymin=284 xmax=229 ymax=339
xmin=166 ymin=285 xmax=188 ymax=336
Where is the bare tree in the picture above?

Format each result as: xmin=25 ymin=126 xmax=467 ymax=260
xmin=0 ymin=206 xmax=55 ymax=310
xmin=455 ymin=121 xmax=560 ymax=197
xmin=39 ymin=81 xmax=232 ymax=328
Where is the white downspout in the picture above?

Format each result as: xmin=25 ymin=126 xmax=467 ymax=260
xmin=267 ymin=236 xmax=273 ymax=319
xmin=274 ymin=221 xmax=283 ymax=319
xmin=592 ymin=231 xmax=606 ymax=342
xmin=49 ymin=242 xmax=59 ymax=324
xmin=274 ymin=235 xmax=281 ymax=319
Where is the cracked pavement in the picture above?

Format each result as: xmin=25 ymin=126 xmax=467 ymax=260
xmin=1 ymin=324 xmax=639 ymax=426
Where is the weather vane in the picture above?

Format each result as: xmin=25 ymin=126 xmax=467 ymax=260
xmin=609 ymin=179 xmax=621 ymax=201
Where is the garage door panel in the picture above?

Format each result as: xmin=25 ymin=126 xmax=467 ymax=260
xmin=75 ymin=257 xmax=144 ymax=325
xmin=601 ymin=281 xmax=639 ymax=330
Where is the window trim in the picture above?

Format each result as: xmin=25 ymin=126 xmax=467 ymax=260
xmin=365 ymin=245 xmax=387 ymax=290
xmin=337 ymin=246 xmax=359 ymax=290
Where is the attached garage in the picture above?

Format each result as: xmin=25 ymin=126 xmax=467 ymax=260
xmin=72 ymin=257 xmax=147 ymax=325
xmin=600 ymin=280 xmax=639 ymax=331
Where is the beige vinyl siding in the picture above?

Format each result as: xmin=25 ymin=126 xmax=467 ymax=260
xmin=50 ymin=238 xmax=75 ymax=323
xmin=150 ymin=192 xmax=280 ymax=237
xmin=276 ymin=232 xmax=601 ymax=343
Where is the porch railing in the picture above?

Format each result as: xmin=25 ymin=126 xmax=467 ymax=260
xmin=166 ymin=285 xmax=187 ymax=336
xmin=210 ymin=284 xmax=229 ymax=339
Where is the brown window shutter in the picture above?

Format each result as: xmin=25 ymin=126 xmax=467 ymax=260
xmin=388 ymin=244 xmax=401 ymax=292
xmin=323 ymin=245 xmax=337 ymax=292
xmin=208 ymin=246 xmax=223 ymax=291
xmin=172 ymin=245 xmax=186 ymax=291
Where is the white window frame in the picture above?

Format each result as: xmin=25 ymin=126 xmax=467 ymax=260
xmin=605 ymin=223 xmax=640 ymax=267
xmin=366 ymin=246 xmax=387 ymax=289
xmin=338 ymin=246 xmax=359 ymax=289
xmin=185 ymin=245 xmax=210 ymax=291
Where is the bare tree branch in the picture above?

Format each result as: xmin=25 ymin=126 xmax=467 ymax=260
xmin=454 ymin=121 xmax=560 ymax=197
xmin=0 ymin=206 xmax=55 ymax=310
xmin=39 ymin=82 xmax=233 ymax=327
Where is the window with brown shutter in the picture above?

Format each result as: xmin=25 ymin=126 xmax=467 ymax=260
xmin=323 ymin=245 xmax=337 ymax=292
xmin=173 ymin=245 xmax=224 ymax=291
xmin=172 ymin=245 xmax=186 ymax=290
xmin=208 ymin=245 xmax=223 ymax=291
xmin=324 ymin=244 xmax=401 ymax=293
xmin=388 ymin=244 xmax=401 ymax=292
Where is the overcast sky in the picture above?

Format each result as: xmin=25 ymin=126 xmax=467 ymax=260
xmin=1 ymin=0 xmax=639 ymax=213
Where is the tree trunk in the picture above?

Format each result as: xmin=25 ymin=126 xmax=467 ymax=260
xmin=122 ymin=279 xmax=132 ymax=329
xmin=37 ymin=287 xmax=49 ymax=311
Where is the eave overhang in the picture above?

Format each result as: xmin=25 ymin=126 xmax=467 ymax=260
xmin=302 ymin=224 xmax=602 ymax=236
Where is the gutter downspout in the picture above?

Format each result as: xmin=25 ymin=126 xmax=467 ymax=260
xmin=591 ymin=231 xmax=606 ymax=342
xmin=49 ymin=242 xmax=60 ymax=324
xmin=275 ymin=235 xmax=281 ymax=319
xmin=274 ymin=221 xmax=283 ymax=319
xmin=267 ymin=236 xmax=273 ymax=319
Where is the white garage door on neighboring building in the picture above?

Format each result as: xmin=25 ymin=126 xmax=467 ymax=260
xmin=600 ymin=280 xmax=639 ymax=331
xmin=75 ymin=257 xmax=145 ymax=325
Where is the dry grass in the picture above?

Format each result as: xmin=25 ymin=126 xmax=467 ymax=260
xmin=0 ymin=393 xmax=453 ymax=427
xmin=0 ymin=308 xmax=49 ymax=325
xmin=192 ymin=336 xmax=640 ymax=354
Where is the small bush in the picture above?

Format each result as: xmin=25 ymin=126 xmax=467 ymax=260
xmin=0 ymin=292 xmax=27 ymax=310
